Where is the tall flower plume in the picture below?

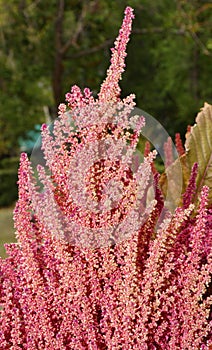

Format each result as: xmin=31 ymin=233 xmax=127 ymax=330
xmin=0 ymin=6 xmax=211 ymax=349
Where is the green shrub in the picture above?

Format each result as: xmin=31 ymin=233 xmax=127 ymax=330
xmin=0 ymin=156 xmax=19 ymax=170
xmin=0 ymin=157 xmax=19 ymax=207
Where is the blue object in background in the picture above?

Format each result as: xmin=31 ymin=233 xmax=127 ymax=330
xmin=18 ymin=124 xmax=42 ymax=154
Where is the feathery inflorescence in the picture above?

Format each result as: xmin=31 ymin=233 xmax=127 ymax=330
xmin=0 ymin=7 xmax=211 ymax=349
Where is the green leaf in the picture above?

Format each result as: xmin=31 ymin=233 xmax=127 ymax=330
xmin=185 ymin=102 xmax=212 ymax=205
xmin=159 ymin=103 xmax=212 ymax=207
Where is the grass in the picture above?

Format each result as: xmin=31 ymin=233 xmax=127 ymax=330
xmin=0 ymin=204 xmax=16 ymax=258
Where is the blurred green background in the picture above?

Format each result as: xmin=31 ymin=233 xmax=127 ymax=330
xmin=0 ymin=0 xmax=212 ymax=256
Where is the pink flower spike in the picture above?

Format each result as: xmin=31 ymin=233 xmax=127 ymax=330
xmin=0 ymin=7 xmax=211 ymax=349
xmin=98 ymin=6 xmax=134 ymax=103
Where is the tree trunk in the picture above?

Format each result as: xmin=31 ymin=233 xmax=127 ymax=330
xmin=52 ymin=0 xmax=65 ymax=119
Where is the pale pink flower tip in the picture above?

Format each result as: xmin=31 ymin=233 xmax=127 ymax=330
xmin=20 ymin=152 xmax=28 ymax=161
xmin=58 ymin=103 xmax=66 ymax=114
xmin=125 ymin=6 xmax=134 ymax=18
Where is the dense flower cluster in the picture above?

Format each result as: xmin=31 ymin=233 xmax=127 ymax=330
xmin=0 ymin=7 xmax=211 ymax=349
